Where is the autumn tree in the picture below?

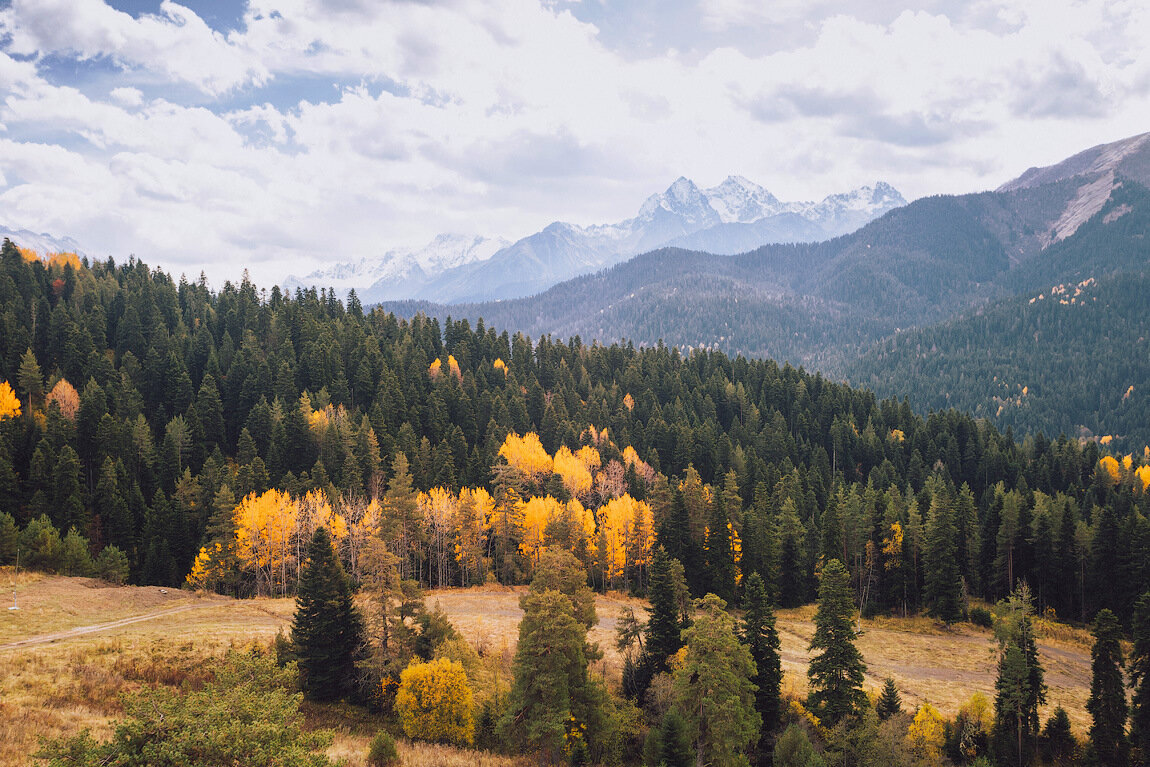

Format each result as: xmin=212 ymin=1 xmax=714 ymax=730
xmin=292 ymin=526 xmax=365 ymax=701
xmin=395 ymin=657 xmax=474 ymax=746
xmin=0 ymin=380 xmax=21 ymax=420
xmin=905 ymin=703 xmax=946 ymax=761
xmin=808 ymin=558 xmax=866 ymax=726
xmin=672 ymin=593 xmax=760 ymax=767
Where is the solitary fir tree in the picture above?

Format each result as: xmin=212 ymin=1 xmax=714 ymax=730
xmin=993 ymin=584 xmax=1046 ymax=767
xmin=1088 ymin=608 xmax=1128 ymax=767
xmin=808 ymin=558 xmax=867 ymax=725
xmin=292 ymin=526 xmax=365 ymax=701
xmin=876 ymin=677 xmax=902 ymax=720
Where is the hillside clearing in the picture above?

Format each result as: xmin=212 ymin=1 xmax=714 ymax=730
xmin=0 ymin=576 xmax=1096 ymax=767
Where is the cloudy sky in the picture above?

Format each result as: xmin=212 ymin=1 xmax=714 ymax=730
xmin=0 ymin=0 xmax=1147 ymax=285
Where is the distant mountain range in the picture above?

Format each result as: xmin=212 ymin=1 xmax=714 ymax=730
xmin=0 ymin=225 xmax=86 ymax=259
xmin=383 ymin=131 xmax=1150 ymax=447
xmin=285 ymin=177 xmax=905 ymax=303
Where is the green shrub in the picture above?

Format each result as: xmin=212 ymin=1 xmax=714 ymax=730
xmin=969 ymin=607 xmax=993 ymax=628
xmin=94 ymin=544 xmax=130 ymax=584
xmin=366 ymin=731 xmax=398 ymax=767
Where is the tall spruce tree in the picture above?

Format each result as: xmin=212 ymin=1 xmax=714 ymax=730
xmin=807 ymin=558 xmax=867 ymax=725
xmin=742 ymin=571 xmax=782 ymax=739
xmin=706 ymin=488 xmax=736 ymax=604
xmin=993 ymin=584 xmax=1046 ymax=767
xmin=292 ymin=526 xmax=365 ymax=701
xmin=924 ymin=488 xmax=964 ymax=625
xmin=1132 ymin=592 xmax=1150 ymax=767
xmin=1088 ymin=608 xmax=1129 ymax=767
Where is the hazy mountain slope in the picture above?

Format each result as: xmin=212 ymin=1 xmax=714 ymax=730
xmin=363 ymin=177 xmax=904 ymax=303
xmin=0 ymin=225 xmax=87 ymax=258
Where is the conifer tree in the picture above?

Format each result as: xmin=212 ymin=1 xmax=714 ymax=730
xmin=673 ymin=593 xmax=760 ymax=767
xmin=742 ymin=571 xmax=782 ymax=737
xmin=807 ymin=558 xmax=866 ymax=725
xmin=993 ymin=584 xmax=1046 ymax=767
xmin=876 ymin=677 xmax=902 ymax=720
xmin=500 ymin=588 xmax=605 ymax=762
xmin=924 ymin=490 xmax=964 ymax=625
xmin=1088 ymin=608 xmax=1128 ymax=767
xmin=1132 ymin=592 xmax=1150 ymax=767
xmin=706 ymin=488 xmax=736 ymax=604
xmin=642 ymin=547 xmax=685 ymax=678
xmin=292 ymin=526 xmax=365 ymax=701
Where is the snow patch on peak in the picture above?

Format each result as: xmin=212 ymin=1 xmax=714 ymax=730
xmin=703 ymin=176 xmax=784 ymax=223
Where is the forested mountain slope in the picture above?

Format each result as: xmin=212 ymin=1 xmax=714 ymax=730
xmin=844 ymin=184 xmax=1150 ymax=448
xmin=2 ymin=241 xmax=1150 ymax=631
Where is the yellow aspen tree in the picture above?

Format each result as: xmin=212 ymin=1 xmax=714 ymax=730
xmin=421 ymin=487 xmax=457 ymax=587
xmin=396 ymin=658 xmax=475 ymax=746
xmin=446 ymin=354 xmax=462 ymax=381
xmin=498 ymin=431 xmax=553 ymax=479
xmin=553 ymin=445 xmax=594 ymax=500
xmin=428 ymin=358 xmax=442 ymax=380
xmin=234 ymin=489 xmax=300 ymax=596
xmin=0 ymin=381 xmax=21 ymax=420
xmin=493 ymin=358 xmax=508 ymax=376
xmin=520 ymin=495 xmax=565 ymax=567
xmin=1098 ymin=455 xmax=1122 ymax=487
xmin=905 ymin=703 xmax=946 ymax=760
xmin=597 ymin=494 xmax=651 ymax=587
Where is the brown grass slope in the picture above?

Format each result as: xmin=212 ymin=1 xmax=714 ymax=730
xmin=0 ymin=574 xmax=1096 ymax=767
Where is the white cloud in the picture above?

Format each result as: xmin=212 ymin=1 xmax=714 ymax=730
xmin=0 ymin=0 xmax=1146 ymax=286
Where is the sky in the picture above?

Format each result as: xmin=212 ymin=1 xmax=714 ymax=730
xmin=0 ymin=0 xmax=1147 ymax=286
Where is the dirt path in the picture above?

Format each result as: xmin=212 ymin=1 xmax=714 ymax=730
xmin=0 ymin=602 xmax=223 ymax=650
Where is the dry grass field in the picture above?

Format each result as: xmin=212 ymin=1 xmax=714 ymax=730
xmin=0 ymin=573 xmax=1098 ymax=766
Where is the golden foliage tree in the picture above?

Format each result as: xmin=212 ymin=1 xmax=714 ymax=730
xmin=905 ymin=703 xmax=946 ymax=760
xmin=395 ymin=657 xmax=475 ymax=746
xmin=498 ymin=431 xmax=553 ymax=479
xmin=0 ymin=381 xmax=21 ymax=420
xmin=234 ymin=489 xmax=300 ymax=596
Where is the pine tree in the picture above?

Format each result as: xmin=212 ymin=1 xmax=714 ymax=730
xmin=656 ymin=708 xmax=693 ymax=767
xmin=292 ymin=526 xmax=365 ymax=701
xmin=1132 ymin=592 xmax=1150 ymax=767
xmin=1088 ymin=608 xmax=1129 ymax=767
xmin=706 ymin=487 xmax=736 ymax=604
xmin=500 ymin=588 xmax=606 ymax=762
xmin=742 ymin=571 xmax=782 ymax=737
xmin=924 ymin=490 xmax=963 ymax=625
xmin=807 ymin=558 xmax=866 ymax=725
xmin=876 ymin=677 xmax=902 ymax=720
xmin=993 ymin=584 xmax=1046 ymax=767
xmin=673 ymin=593 xmax=760 ymax=767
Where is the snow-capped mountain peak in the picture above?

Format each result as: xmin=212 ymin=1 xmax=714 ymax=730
xmin=638 ymin=177 xmax=720 ymax=228
xmin=284 ymin=233 xmax=510 ymax=295
xmin=703 ymin=176 xmax=784 ymax=223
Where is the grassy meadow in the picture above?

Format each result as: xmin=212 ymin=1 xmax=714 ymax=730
xmin=0 ymin=570 xmax=1097 ymax=766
